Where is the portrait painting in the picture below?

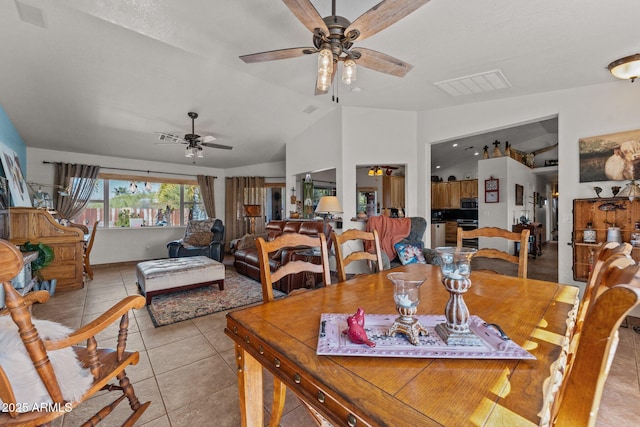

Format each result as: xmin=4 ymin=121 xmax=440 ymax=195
xmin=579 ymin=128 xmax=640 ymax=182
xmin=0 ymin=143 xmax=31 ymax=207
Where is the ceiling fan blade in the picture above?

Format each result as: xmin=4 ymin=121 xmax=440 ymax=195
xmin=354 ymin=47 xmax=413 ymax=77
xmin=240 ymin=47 xmax=316 ymax=63
xmin=155 ymin=132 xmax=186 ymax=144
xmin=201 ymin=142 xmax=233 ymax=150
xmin=346 ymin=0 xmax=431 ymax=42
xmin=282 ymin=0 xmax=328 ymax=34
xmin=198 ymin=135 xmax=216 ymax=143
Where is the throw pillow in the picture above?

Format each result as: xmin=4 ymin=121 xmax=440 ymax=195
xmin=183 ymin=231 xmax=213 ymax=247
xmin=0 ymin=316 xmax=93 ymax=412
xmin=185 ymin=218 xmax=216 ymax=235
xmin=394 ymin=242 xmax=427 ymax=265
xmin=236 ymin=233 xmax=269 ymax=251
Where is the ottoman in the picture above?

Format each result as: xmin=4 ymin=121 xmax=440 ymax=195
xmin=136 ymin=256 xmax=225 ymax=304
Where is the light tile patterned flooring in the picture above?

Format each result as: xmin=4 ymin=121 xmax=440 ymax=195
xmin=30 ymin=244 xmax=640 ymax=426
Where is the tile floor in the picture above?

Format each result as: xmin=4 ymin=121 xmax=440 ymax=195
xmin=30 ymin=243 xmax=640 ymax=426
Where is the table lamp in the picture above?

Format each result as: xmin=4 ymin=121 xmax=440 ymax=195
xmin=315 ymin=196 xmax=343 ymax=230
xmin=243 ymin=204 xmax=262 ymax=235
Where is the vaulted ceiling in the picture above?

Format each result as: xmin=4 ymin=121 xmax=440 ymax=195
xmin=0 ymin=0 xmax=637 ymax=168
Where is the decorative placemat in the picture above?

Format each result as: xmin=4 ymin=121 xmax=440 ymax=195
xmin=317 ymin=313 xmax=535 ymax=360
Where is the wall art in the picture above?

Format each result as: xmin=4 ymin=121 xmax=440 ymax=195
xmin=579 ymin=128 xmax=640 ymax=182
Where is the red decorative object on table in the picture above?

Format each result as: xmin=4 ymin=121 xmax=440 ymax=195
xmin=343 ymin=307 xmax=376 ymax=347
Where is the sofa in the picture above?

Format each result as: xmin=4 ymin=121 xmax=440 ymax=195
xmin=167 ymin=218 xmax=225 ymax=262
xmin=233 ymin=220 xmax=333 ymax=293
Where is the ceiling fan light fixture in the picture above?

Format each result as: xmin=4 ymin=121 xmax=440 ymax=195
xmin=317 ymin=68 xmax=332 ymax=92
xmin=342 ymin=58 xmax=357 ymax=85
xmin=608 ymin=54 xmax=640 ymax=82
xmin=376 ymin=167 xmax=383 ymax=176
xmin=196 ymin=147 xmax=204 ymax=158
xmin=318 ymin=45 xmax=333 ymax=74
xmin=368 ymin=167 xmax=374 ymax=176
xmin=185 ymin=146 xmax=194 ymax=158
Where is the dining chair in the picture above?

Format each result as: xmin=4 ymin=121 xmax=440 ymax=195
xmin=0 ymin=239 xmax=150 ymax=426
xmin=550 ymin=262 xmax=640 ymax=427
xmin=332 ymin=229 xmax=384 ymax=282
xmin=83 ymin=220 xmax=99 ymax=280
xmin=580 ymin=241 xmax=632 ymax=319
xmin=456 ymin=226 xmax=530 ymax=278
xmin=255 ymin=232 xmax=331 ymax=427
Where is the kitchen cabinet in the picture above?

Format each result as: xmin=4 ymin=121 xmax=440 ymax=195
xmin=431 ymin=181 xmax=461 ymax=209
xmin=460 ymin=179 xmax=478 ymax=199
xmin=572 ymin=197 xmax=640 ymax=282
xmin=431 ymin=223 xmax=446 ymax=248
xmin=382 ymin=175 xmax=405 ymax=209
xmin=445 ymin=221 xmax=458 ymax=244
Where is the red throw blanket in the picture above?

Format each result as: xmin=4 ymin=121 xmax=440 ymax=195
xmin=366 ymin=216 xmax=411 ymax=260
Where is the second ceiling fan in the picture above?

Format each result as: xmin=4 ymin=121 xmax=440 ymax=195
xmin=240 ymin=0 xmax=430 ymax=95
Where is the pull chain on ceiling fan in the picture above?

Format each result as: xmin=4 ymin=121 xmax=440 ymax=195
xmin=240 ymin=0 xmax=430 ymax=96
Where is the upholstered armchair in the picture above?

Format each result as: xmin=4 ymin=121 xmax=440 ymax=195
xmin=167 ymin=218 xmax=225 ymax=262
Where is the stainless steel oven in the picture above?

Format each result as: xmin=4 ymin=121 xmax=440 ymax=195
xmin=457 ymin=219 xmax=478 ymax=248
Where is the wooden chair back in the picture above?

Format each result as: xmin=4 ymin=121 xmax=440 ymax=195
xmin=580 ymin=241 xmax=632 ymax=318
xmin=83 ymin=220 xmax=99 ymax=279
xmin=256 ymin=232 xmax=331 ymax=303
xmin=551 ymin=262 xmax=640 ymax=426
xmin=332 ymin=229 xmax=384 ymax=282
xmin=457 ymin=226 xmax=530 ymax=278
xmin=0 ymin=239 xmax=150 ymax=426
xmin=254 ymin=232 xmax=331 ymax=426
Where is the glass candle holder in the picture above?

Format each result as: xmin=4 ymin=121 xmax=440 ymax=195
xmin=386 ymin=272 xmax=428 ymax=345
xmin=434 ymin=247 xmax=483 ymax=346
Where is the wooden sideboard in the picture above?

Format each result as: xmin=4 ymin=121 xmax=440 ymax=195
xmin=1 ymin=208 xmax=84 ymax=291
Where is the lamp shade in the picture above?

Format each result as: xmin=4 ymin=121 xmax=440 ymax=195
xmin=315 ymin=196 xmax=343 ymax=214
xmin=608 ymin=54 xmax=640 ymax=81
xmin=243 ymin=204 xmax=262 ymax=217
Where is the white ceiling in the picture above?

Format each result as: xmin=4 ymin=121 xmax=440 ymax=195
xmin=0 ymin=0 xmax=637 ymax=169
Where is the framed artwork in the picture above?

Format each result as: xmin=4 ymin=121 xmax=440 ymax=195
xmin=515 ymin=184 xmax=524 ymax=206
xmin=485 ymin=178 xmax=499 ymax=203
xmin=0 ymin=176 xmax=8 ymax=209
xmin=578 ymin=128 xmax=640 ymax=182
xmin=0 ymin=143 xmax=31 ymax=207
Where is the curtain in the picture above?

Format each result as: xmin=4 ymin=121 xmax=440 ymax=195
xmin=196 ymin=175 xmax=216 ymax=218
xmin=225 ymin=176 xmax=265 ymax=246
xmin=53 ymin=162 xmax=100 ymax=220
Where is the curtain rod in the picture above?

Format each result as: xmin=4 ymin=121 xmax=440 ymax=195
xmin=42 ymin=161 xmax=215 ymax=179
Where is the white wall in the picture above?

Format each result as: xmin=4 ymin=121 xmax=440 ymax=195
xmin=341 ymin=107 xmax=418 ymax=227
xmin=286 ymin=108 xmax=342 ymax=213
xmin=420 ymin=80 xmax=640 ymax=292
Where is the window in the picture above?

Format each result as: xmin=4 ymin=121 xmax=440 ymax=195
xmin=73 ymin=175 xmax=206 ymax=227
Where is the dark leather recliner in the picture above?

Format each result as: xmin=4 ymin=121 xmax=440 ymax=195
xmin=167 ymin=218 xmax=225 ymax=262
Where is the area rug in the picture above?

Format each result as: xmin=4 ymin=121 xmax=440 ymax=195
xmin=146 ymin=269 xmax=285 ymax=327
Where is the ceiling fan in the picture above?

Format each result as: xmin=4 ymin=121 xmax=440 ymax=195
xmin=156 ymin=112 xmax=232 ymax=159
xmin=240 ymin=0 xmax=430 ymax=95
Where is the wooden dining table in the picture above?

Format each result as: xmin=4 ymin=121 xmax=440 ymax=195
xmin=224 ymin=263 xmax=579 ymax=427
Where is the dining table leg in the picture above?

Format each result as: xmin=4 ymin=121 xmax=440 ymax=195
xmin=236 ymin=343 xmax=264 ymax=426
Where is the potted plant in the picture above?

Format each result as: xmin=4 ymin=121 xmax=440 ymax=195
xmin=20 ymin=241 xmax=56 ymax=295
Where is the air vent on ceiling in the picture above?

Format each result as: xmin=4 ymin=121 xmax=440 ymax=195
xmin=303 ymin=105 xmax=318 ymax=114
xmin=434 ymin=69 xmax=511 ymax=97
xmin=15 ymin=0 xmax=47 ymax=29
